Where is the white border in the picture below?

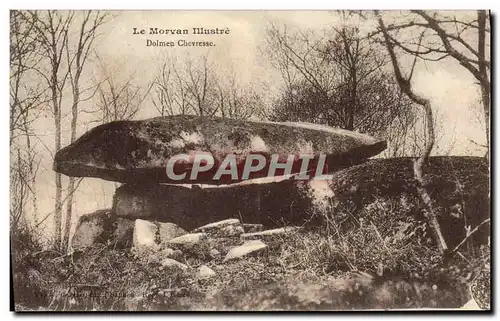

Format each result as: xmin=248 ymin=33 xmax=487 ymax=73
xmin=1 ymin=1 xmax=497 ymax=320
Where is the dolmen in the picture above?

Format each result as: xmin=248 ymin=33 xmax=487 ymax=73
xmin=54 ymin=115 xmax=489 ymax=250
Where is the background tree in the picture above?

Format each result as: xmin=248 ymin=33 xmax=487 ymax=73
xmin=372 ymin=10 xmax=491 ymax=256
xmin=151 ymin=54 xmax=264 ymax=120
xmin=62 ymin=11 xmax=109 ymax=250
xmin=94 ymin=55 xmax=151 ymax=124
xmin=10 ymin=11 xmax=45 ymax=230
xmin=25 ymin=10 xmax=109 ymax=250
xmin=29 ymin=10 xmax=74 ymax=249
xmin=377 ymin=14 xmax=448 ymax=255
xmin=265 ymin=23 xmax=418 ymax=155
xmin=368 ymin=10 xmax=490 ymax=155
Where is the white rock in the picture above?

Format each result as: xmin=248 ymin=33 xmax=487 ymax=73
xmin=240 ymin=227 xmax=302 ymax=240
xmin=71 ymin=210 xmax=113 ymax=249
xmin=460 ymin=298 xmax=482 ymax=310
xmin=209 ymin=248 xmax=221 ymax=258
xmin=198 ymin=265 xmax=216 ymax=279
xmin=158 ymin=222 xmax=186 ymax=243
xmin=242 ymin=223 xmax=264 ymax=233
xmin=133 ymin=219 xmax=158 ymax=248
xmin=161 ymin=247 xmax=182 ymax=259
xmin=161 ymin=258 xmax=188 ymax=270
xmin=223 ymin=240 xmax=268 ymax=262
xmin=193 ymin=218 xmax=240 ymax=232
xmin=220 ymin=224 xmax=245 ymax=237
xmin=168 ymin=232 xmax=207 ymax=245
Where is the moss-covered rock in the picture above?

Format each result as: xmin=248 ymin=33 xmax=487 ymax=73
xmin=53 ymin=115 xmax=386 ymax=184
xmin=71 ymin=209 xmax=114 ymax=249
xmin=327 ymin=156 xmax=490 ymax=249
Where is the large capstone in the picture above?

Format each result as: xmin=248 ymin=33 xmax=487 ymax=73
xmin=53 ymin=115 xmax=386 ymax=184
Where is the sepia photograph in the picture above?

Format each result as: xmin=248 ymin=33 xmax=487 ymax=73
xmin=9 ymin=9 xmax=491 ymax=311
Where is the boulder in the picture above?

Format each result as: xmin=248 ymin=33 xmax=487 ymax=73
xmin=158 ymin=222 xmax=186 ymax=244
xmin=242 ymin=223 xmax=264 ymax=233
xmin=161 ymin=258 xmax=188 ymax=271
xmin=71 ymin=209 xmax=114 ymax=249
xmin=240 ymin=227 xmax=302 ymax=240
xmin=328 ymin=156 xmax=490 ymax=248
xmin=53 ymin=115 xmax=386 ymax=184
xmin=167 ymin=233 xmax=207 ymax=245
xmin=160 ymin=247 xmax=183 ymax=259
xmin=220 ymin=225 xmax=245 ymax=237
xmin=115 ymin=156 xmax=489 ymax=249
xmin=109 ymin=218 xmax=135 ymax=248
xmin=132 ymin=219 xmax=158 ymax=248
xmin=198 ymin=265 xmax=216 ymax=279
xmin=223 ymin=240 xmax=268 ymax=262
xmin=209 ymin=248 xmax=221 ymax=259
xmin=193 ymin=218 xmax=245 ymax=237
xmin=113 ymin=179 xmax=327 ymax=230
xmin=193 ymin=219 xmax=241 ymax=233
xmin=113 ymin=183 xmax=191 ymax=223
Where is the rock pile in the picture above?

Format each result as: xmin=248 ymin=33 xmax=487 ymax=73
xmin=72 ymin=214 xmax=297 ymax=270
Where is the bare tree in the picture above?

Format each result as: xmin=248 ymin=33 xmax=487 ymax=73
xmin=151 ymin=57 xmax=190 ymax=116
xmin=94 ymin=55 xmax=151 ymax=123
xmin=266 ymin=23 xmax=418 ymax=154
xmin=215 ymin=69 xmax=264 ymax=120
xmin=10 ymin=11 xmax=46 ymax=144
xmin=23 ymin=10 xmax=109 ymax=250
xmin=377 ymin=14 xmax=448 ymax=255
xmin=183 ymin=55 xmax=218 ymax=117
xmin=369 ymin=10 xmax=490 ymax=155
xmin=62 ymin=11 xmax=108 ymax=250
xmin=10 ymin=11 xmax=46 ymax=227
xmin=152 ymin=55 xmax=262 ymax=120
xmin=29 ymin=10 xmax=74 ymax=249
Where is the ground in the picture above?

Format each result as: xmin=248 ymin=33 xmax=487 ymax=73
xmin=12 ymin=224 xmax=490 ymax=311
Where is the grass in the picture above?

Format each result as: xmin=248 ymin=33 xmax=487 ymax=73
xmin=12 ymin=197 xmax=490 ymax=311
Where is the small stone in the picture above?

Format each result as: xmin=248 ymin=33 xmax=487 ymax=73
xmin=197 ymin=265 xmax=216 ymax=279
xmin=223 ymin=240 xmax=268 ymax=262
xmin=209 ymin=248 xmax=221 ymax=259
xmin=161 ymin=258 xmax=188 ymax=270
xmin=110 ymin=218 xmax=135 ymax=248
xmin=242 ymin=223 xmax=264 ymax=233
xmin=220 ymin=224 xmax=245 ymax=237
xmin=161 ymin=247 xmax=182 ymax=259
xmin=240 ymin=227 xmax=302 ymax=240
xmin=158 ymin=222 xmax=186 ymax=243
xmin=193 ymin=218 xmax=240 ymax=233
xmin=168 ymin=232 xmax=207 ymax=245
xmin=460 ymin=298 xmax=482 ymax=310
xmin=133 ymin=219 xmax=158 ymax=248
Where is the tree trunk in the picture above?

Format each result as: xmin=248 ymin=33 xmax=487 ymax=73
xmin=378 ymin=16 xmax=448 ymax=255
xmin=477 ymin=10 xmax=490 ymax=157
xmin=63 ymin=178 xmax=75 ymax=250
xmin=53 ymin=91 xmax=62 ymax=250
xmin=62 ymin=69 xmax=80 ymax=250
xmin=481 ymin=86 xmax=490 ymax=157
xmin=413 ymin=100 xmax=448 ymax=255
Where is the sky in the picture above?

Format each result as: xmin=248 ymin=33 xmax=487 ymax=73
xmin=15 ymin=10 xmax=488 ymax=240
xmin=94 ymin=10 xmax=487 ymax=153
